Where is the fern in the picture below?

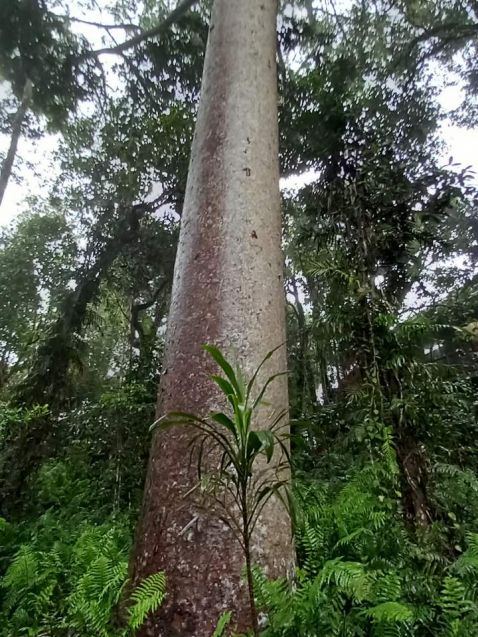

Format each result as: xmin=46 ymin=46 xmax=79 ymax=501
xmin=372 ymin=572 xmax=402 ymax=603
xmin=453 ymin=533 xmax=478 ymax=578
xmin=434 ymin=464 xmax=478 ymax=487
xmin=128 ymin=571 xmax=167 ymax=629
xmin=1 ymin=545 xmax=41 ymax=614
xmin=381 ymin=426 xmax=399 ymax=476
xmin=299 ymin=517 xmax=324 ymax=576
xmin=2 ymin=544 xmax=39 ymax=592
xmin=319 ymin=559 xmax=373 ymax=601
xmin=363 ymin=601 xmax=413 ymax=623
xmin=440 ymin=577 xmax=474 ymax=618
xmin=68 ymin=555 xmax=128 ymax=635
xmin=0 ymin=519 xmax=131 ymax=637
xmin=212 ymin=610 xmax=232 ymax=637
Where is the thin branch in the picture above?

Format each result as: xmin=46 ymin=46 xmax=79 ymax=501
xmin=327 ymin=0 xmax=347 ymax=40
xmin=276 ymin=37 xmax=287 ymax=87
xmin=0 ymin=78 xmax=32 ymax=208
xmin=137 ymin=281 xmax=167 ymax=312
xmin=119 ymin=51 xmax=163 ymax=115
xmin=81 ymin=0 xmax=198 ymax=59
xmin=395 ymin=21 xmax=478 ymax=71
xmin=55 ymin=15 xmax=141 ymax=31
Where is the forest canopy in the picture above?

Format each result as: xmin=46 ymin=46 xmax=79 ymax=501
xmin=1 ymin=0 xmax=478 ymax=635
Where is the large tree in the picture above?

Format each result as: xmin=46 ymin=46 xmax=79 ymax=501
xmin=130 ymin=0 xmax=294 ymax=634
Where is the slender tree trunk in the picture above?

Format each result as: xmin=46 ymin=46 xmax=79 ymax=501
xmin=130 ymin=1 xmax=293 ymax=634
xmin=0 ymin=79 xmax=32 ymax=207
xmin=290 ymin=280 xmax=318 ymax=414
xmin=304 ymin=276 xmax=329 ymax=404
xmin=12 ymin=203 xmax=145 ymax=407
xmin=396 ymin=432 xmax=433 ymax=527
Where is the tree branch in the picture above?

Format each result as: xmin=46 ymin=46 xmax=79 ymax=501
xmin=396 ymin=21 xmax=478 ymax=71
xmin=55 ymin=15 xmax=141 ymax=31
xmin=81 ymin=0 xmax=198 ymax=59
xmin=0 ymin=78 xmax=32 ymax=208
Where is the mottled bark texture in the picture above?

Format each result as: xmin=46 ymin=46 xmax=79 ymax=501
xmin=131 ymin=0 xmax=294 ymax=634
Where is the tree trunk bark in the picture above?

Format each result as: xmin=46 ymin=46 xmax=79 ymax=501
xmin=396 ymin=434 xmax=433 ymax=527
xmin=130 ymin=1 xmax=294 ymax=634
xmin=0 ymin=79 xmax=32 ymax=208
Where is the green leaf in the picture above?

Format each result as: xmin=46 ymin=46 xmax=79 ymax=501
xmin=363 ymin=601 xmax=413 ymax=623
xmin=211 ymin=375 xmax=237 ymax=407
xmin=211 ymin=412 xmax=238 ymax=437
xmin=253 ymin=430 xmax=275 ymax=462
xmin=246 ymin=344 xmax=285 ymax=402
xmin=212 ymin=610 xmax=232 ymax=637
xmin=150 ymin=411 xmax=206 ymax=431
xmin=203 ymin=344 xmax=243 ymax=400
xmin=128 ymin=572 xmax=167 ymax=629
xmin=247 ymin=431 xmax=263 ymax=456
xmin=252 ymin=372 xmax=289 ymax=410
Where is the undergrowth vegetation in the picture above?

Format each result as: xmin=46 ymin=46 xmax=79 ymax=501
xmin=0 ymin=385 xmax=158 ymax=635
xmin=255 ymin=467 xmax=478 ymax=636
xmin=2 ymin=344 xmax=478 ymax=635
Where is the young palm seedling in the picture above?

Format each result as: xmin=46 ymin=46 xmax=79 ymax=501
xmin=151 ymin=344 xmax=291 ymax=636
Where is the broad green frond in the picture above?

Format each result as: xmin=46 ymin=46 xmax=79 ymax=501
xmin=128 ymin=571 xmax=167 ymax=630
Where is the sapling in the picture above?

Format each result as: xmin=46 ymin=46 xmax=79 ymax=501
xmin=152 ymin=344 xmax=291 ymax=636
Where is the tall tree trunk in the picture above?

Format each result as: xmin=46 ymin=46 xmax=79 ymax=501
xmin=130 ymin=1 xmax=293 ymax=634
xmin=12 ymin=203 xmax=145 ymax=407
xmin=304 ymin=276 xmax=331 ymax=403
xmin=0 ymin=79 xmax=32 ymax=207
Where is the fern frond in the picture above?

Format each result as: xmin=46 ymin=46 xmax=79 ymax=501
xmin=319 ymin=559 xmax=372 ymax=602
xmin=128 ymin=571 xmax=167 ymax=629
xmin=435 ymin=464 xmax=478 ymax=494
xmin=440 ymin=576 xmax=474 ymax=618
xmin=212 ymin=610 xmax=232 ymax=637
xmin=363 ymin=601 xmax=413 ymax=623
xmin=2 ymin=545 xmax=39 ymax=592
